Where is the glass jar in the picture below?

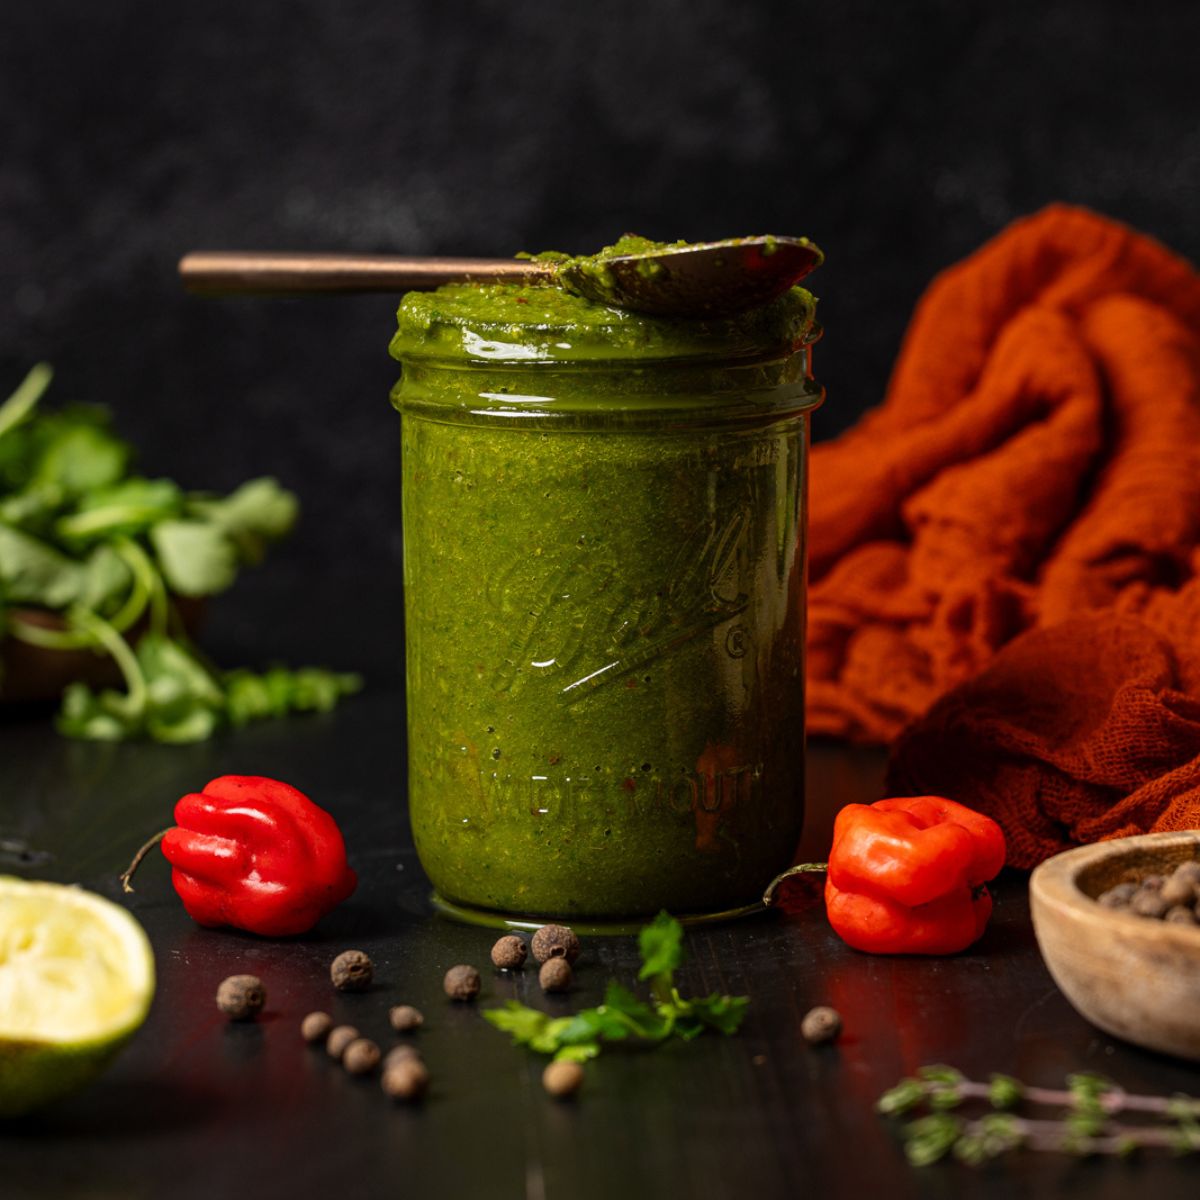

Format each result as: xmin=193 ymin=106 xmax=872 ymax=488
xmin=390 ymin=287 xmax=823 ymax=924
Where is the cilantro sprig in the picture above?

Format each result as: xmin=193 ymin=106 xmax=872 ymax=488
xmin=484 ymin=912 xmax=749 ymax=1061
xmin=0 ymin=365 xmax=360 ymax=741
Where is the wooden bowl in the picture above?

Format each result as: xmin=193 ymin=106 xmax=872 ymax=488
xmin=0 ymin=601 xmax=205 ymax=705
xmin=1030 ymin=831 xmax=1200 ymax=1061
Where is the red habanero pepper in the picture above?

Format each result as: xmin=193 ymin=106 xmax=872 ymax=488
xmin=824 ymin=796 xmax=1006 ymax=955
xmin=158 ymin=776 xmax=357 ymax=937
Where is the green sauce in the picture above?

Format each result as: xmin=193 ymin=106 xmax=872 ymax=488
xmin=390 ymin=274 xmax=816 ymax=364
xmin=390 ymin=249 xmax=823 ymax=920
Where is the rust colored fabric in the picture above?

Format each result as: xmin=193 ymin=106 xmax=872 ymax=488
xmin=807 ymin=204 xmax=1200 ymax=865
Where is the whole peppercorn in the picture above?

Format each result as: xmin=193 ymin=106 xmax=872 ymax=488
xmin=1130 ymin=889 xmax=1170 ymax=919
xmin=382 ymin=1059 xmax=430 ymax=1102
xmin=389 ymin=1004 xmax=425 ymax=1033
xmin=531 ymin=924 xmax=580 ymax=965
xmin=542 ymin=1060 xmax=584 ymax=1098
xmin=326 ymin=1025 xmax=361 ymax=1061
xmin=330 ymin=949 xmax=374 ymax=992
xmin=444 ymin=964 xmax=482 ymax=1001
xmin=343 ymin=1038 xmax=382 ymax=1076
xmin=539 ymin=957 xmax=573 ymax=994
xmin=216 ymin=974 xmax=266 ymax=1021
xmin=1165 ymin=905 xmax=1198 ymax=925
xmin=801 ymin=1006 xmax=843 ymax=1045
xmin=384 ymin=1044 xmax=423 ymax=1071
xmin=491 ymin=934 xmax=528 ymax=970
xmin=1096 ymin=882 xmax=1137 ymax=909
xmin=301 ymin=1011 xmax=334 ymax=1044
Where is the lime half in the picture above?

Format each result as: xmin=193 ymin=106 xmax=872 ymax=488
xmin=0 ymin=877 xmax=155 ymax=1117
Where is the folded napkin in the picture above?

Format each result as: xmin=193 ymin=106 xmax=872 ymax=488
xmin=807 ymin=205 xmax=1200 ymax=866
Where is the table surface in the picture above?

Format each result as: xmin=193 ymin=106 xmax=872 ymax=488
xmin=3 ymin=684 xmax=1199 ymax=1200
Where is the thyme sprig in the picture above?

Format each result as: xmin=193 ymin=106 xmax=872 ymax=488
xmin=880 ymin=1065 xmax=1200 ymax=1165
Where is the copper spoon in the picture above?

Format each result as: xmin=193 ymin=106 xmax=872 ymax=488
xmin=178 ymin=236 xmax=822 ymax=319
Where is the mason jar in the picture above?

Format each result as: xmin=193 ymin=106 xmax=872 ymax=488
xmin=389 ymin=282 xmax=823 ymax=925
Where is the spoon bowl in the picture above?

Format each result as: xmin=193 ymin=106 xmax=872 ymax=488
xmin=562 ymin=237 xmax=823 ymax=318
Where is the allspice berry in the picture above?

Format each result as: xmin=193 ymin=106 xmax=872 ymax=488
xmin=542 ymin=1060 xmax=584 ymax=1098
xmin=216 ymin=974 xmax=266 ymax=1021
xmin=539 ymin=957 xmax=572 ymax=994
xmin=1097 ymin=882 xmax=1137 ymax=909
xmin=384 ymin=1044 xmax=423 ymax=1071
xmin=444 ymin=964 xmax=482 ymax=1001
xmin=382 ymin=1059 xmax=430 ymax=1102
xmin=531 ymin=924 xmax=580 ymax=965
xmin=1165 ymin=905 xmax=1198 ymax=925
xmin=491 ymin=934 xmax=528 ymax=970
xmin=1130 ymin=889 xmax=1170 ymax=919
xmin=343 ymin=1037 xmax=382 ymax=1076
xmin=301 ymin=1011 xmax=334 ymax=1044
xmin=326 ymin=1024 xmax=361 ymax=1060
xmin=1173 ymin=860 xmax=1200 ymax=887
xmin=801 ymin=1006 xmax=842 ymax=1045
xmin=1161 ymin=870 xmax=1199 ymax=908
xmin=389 ymin=1004 xmax=425 ymax=1033
xmin=330 ymin=949 xmax=374 ymax=992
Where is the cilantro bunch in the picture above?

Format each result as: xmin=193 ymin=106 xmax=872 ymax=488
xmin=484 ymin=912 xmax=749 ymax=1062
xmin=0 ymin=364 xmax=360 ymax=741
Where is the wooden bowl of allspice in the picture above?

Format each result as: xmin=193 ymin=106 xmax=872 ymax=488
xmin=1030 ymin=831 xmax=1200 ymax=1062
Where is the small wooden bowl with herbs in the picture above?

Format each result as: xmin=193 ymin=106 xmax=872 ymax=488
xmin=1030 ymin=831 xmax=1200 ymax=1062
xmin=0 ymin=364 xmax=359 ymax=741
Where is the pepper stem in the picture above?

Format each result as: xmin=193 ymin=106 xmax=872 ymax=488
xmin=119 ymin=829 xmax=170 ymax=894
xmin=762 ymin=862 xmax=828 ymax=908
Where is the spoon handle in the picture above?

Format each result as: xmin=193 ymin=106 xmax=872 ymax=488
xmin=178 ymin=251 xmax=552 ymax=295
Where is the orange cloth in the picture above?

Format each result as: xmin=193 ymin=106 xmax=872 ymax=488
xmin=807 ymin=205 xmax=1200 ymax=866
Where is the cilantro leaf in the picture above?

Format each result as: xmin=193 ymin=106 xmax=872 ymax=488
xmin=553 ymin=1044 xmax=601 ymax=1064
xmin=683 ymin=992 xmax=750 ymax=1036
xmin=32 ymin=422 xmax=130 ymax=497
xmin=58 ymin=681 xmax=134 ymax=741
xmin=638 ymin=910 xmax=685 ymax=983
xmin=597 ymin=981 xmax=673 ymax=1040
xmin=79 ymin=544 xmax=134 ymax=613
xmin=0 ymin=523 xmax=84 ymax=607
xmin=150 ymin=519 xmax=238 ymax=596
xmin=58 ymin=628 xmax=362 ymax=745
xmin=483 ymin=1001 xmax=551 ymax=1042
xmin=56 ymin=477 xmax=183 ymax=543
xmin=186 ymin=477 xmax=298 ymax=564
xmin=224 ymin=666 xmax=362 ymax=726
xmin=483 ymin=914 xmax=747 ymax=1063
xmin=0 ymin=363 xmax=53 ymax=443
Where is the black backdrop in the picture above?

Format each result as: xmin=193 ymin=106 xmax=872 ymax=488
xmin=2 ymin=0 xmax=1198 ymax=680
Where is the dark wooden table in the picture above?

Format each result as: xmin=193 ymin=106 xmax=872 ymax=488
xmin=3 ymin=688 xmax=1198 ymax=1199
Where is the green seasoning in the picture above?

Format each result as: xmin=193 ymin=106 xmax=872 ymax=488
xmin=390 ymin=243 xmax=823 ymax=920
xmin=390 ymin=270 xmax=816 ymax=364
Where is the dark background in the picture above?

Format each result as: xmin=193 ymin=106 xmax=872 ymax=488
xmin=2 ymin=0 xmax=1198 ymax=679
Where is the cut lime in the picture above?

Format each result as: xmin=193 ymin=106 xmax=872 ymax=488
xmin=0 ymin=877 xmax=155 ymax=1117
